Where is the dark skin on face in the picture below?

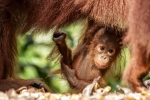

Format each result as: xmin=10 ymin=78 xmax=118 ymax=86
xmin=53 ymin=25 xmax=122 ymax=92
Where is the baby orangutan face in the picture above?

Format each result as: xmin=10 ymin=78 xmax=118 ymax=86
xmin=91 ymin=28 xmax=121 ymax=69
xmin=94 ymin=43 xmax=116 ymax=69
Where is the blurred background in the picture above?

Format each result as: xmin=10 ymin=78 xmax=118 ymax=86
xmin=17 ymin=22 xmax=130 ymax=93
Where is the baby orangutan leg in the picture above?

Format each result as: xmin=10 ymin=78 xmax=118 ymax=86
xmin=60 ymin=59 xmax=90 ymax=92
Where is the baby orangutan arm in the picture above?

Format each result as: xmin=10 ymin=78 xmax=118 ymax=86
xmin=53 ymin=31 xmax=72 ymax=66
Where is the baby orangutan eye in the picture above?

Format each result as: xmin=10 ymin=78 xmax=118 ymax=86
xmin=96 ymin=44 xmax=106 ymax=53
xmin=108 ymin=49 xmax=115 ymax=56
xmin=100 ymin=46 xmax=105 ymax=51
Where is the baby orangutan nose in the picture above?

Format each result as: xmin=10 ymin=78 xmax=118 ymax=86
xmin=94 ymin=53 xmax=109 ymax=69
xmin=99 ymin=54 xmax=109 ymax=68
xmin=100 ymin=54 xmax=109 ymax=63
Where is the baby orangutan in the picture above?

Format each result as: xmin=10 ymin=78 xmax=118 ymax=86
xmin=53 ymin=26 xmax=122 ymax=92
